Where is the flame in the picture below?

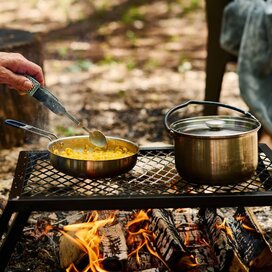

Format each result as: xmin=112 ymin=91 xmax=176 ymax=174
xmin=216 ymin=218 xmax=234 ymax=239
xmin=49 ymin=211 xmax=115 ymax=272
xmin=235 ymin=215 xmax=245 ymax=221
xmin=126 ymin=210 xmax=170 ymax=270
xmin=235 ymin=215 xmax=256 ymax=232
xmin=178 ymin=255 xmax=199 ymax=268
xmin=45 ymin=209 xmax=202 ymax=271
xmin=184 ymin=230 xmax=190 ymax=246
xmin=241 ymin=224 xmax=255 ymax=231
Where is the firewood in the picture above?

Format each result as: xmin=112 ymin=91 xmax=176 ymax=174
xmin=125 ymin=210 xmax=163 ymax=271
xmin=148 ymin=209 xmax=195 ymax=271
xmin=173 ymin=208 xmax=217 ymax=271
xmin=199 ymin=208 xmax=248 ymax=272
xmin=228 ymin=207 xmax=272 ymax=269
xmin=99 ymin=221 xmax=128 ymax=271
xmin=59 ymin=231 xmax=84 ymax=269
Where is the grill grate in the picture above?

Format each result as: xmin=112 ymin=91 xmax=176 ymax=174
xmin=9 ymin=144 xmax=272 ymax=209
xmin=2 ymin=145 xmax=272 ymax=272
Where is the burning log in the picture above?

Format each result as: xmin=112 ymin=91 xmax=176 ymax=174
xmin=199 ymin=207 xmax=272 ymax=271
xmin=148 ymin=209 xmax=196 ymax=271
xmin=99 ymin=221 xmax=128 ymax=271
xmin=199 ymin=208 xmax=248 ymax=272
xmin=227 ymin=207 xmax=272 ymax=269
xmin=125 ymin=210 xmax=164 ymax=271
xmin=59 ymin=230 xmax=84 ymax=269
xmin=57 ymin=211 xmax=117 ymax=271
xmin=59 ymin=213 xmax=91 ymax=269
xmin=173 ymin=208 xmax=217 ymax=271
xmin=57 ymin=208 xmax=272 ymax=272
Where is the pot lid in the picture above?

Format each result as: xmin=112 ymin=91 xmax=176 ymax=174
xmin=170 ymin=116 xmax=261 ymax=137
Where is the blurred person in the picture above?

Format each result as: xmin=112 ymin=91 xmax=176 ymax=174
xmin=0 ymin=52 xmax=44 ymax=94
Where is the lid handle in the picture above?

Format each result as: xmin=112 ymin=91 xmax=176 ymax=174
xmin=205 ymin=120 xmax=225 ymax=130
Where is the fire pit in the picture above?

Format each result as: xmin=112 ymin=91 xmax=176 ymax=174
xmin=0 ymin=144 xmax=272 ymax=270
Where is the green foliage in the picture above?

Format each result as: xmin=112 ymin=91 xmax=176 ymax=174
xmin=117 ymin=90 xmax=126 ymax=97
xmin=126 ymin=58 xmax=137 ymax=70
xmin=55 ymin=126 xmax=76 ymax=137
xmin=176 ymin=0 xmax=202 ymax=13
xmin=66 ymin=60 xmax=93 ymax=72
xmin=121 ymin=6 xmax=144 ymax=25
xmin=98 ymin=55 xmax=119 ymax=65
xmin=126 ymin=30 xmax=137 ymax=45
xmin=57 ymin=46 xmax=69 ymax=58
xmin=144 ymin=58 xmax=161 ymax=70
xmin=178 ymin=58 xmax=192 ymax=73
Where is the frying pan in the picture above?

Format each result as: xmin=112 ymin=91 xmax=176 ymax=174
xmin=5 ymin=119 xmax=139 ymax=179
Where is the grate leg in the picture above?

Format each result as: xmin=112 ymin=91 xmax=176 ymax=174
xmin=0 ymin=203 xmax=13 ymax=238
xmin=0 ymin=210 xmax=31 ymax=271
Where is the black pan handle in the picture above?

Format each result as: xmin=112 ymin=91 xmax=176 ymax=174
xmin=5 ymin=119 xmax=58 ymax=141
xmin=164 ymin=100 xmax=259 ymax=132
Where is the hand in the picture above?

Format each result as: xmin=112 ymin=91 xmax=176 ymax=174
xmin=0 ymin=52 xmax=45 ymax=94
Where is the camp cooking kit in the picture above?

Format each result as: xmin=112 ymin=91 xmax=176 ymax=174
xmin=5 ymin=77 xmax=262 ymax=184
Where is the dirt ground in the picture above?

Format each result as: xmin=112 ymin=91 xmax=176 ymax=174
xmin=1 ymin=1 xmax=271 ymax=271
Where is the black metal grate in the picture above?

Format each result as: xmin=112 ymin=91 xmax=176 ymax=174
xmin=8 ymin=144 xmax=272 ymax=209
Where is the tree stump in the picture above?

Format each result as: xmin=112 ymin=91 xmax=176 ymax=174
xmin=0 ymin=28 xmax=48 ymax=148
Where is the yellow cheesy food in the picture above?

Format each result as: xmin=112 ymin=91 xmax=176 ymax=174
xmin=53 ymin=145 xmax=134 ymax=160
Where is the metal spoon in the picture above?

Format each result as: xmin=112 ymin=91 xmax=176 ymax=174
xmin=26 ymin=76 xmax=107 ymax=148
xmin=64 ymin=111 xmax=107 ymax=148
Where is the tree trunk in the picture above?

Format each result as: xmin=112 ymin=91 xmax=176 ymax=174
xmin=0 ymin=28 xmax=48 ymax=148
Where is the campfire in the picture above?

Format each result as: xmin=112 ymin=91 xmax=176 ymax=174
xmin=44 ymin=208 xmax=272 ymax=272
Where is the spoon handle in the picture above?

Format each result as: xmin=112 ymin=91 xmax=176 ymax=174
xmin=27 ymin=76 xmax=68 ymax=116
xmin=63 ymin=111 xmax=90 ymax=132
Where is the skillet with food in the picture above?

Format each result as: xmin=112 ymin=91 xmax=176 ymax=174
xmin=5 ymin=119 xmax=139 ymax=179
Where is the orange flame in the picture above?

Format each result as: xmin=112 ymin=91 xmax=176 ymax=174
xmin=50 ymin=211 xmax=115 ymax=272
xmin=241 ymin=224 xmax=255 ymax=231
xmin=216 ymin=218 xmax=234 ymax=239
xmin=179 ymin=255 xmax=199 ymax=268
xmin=126 ymin=210 xmax=170 ymax=270
xmin=235 ymin=215 xmax=256 ymax=232
xmin=184 ymin=230 xmax=190 ymax=246
xmin=45 ymin=210 xmax=201 ymax=271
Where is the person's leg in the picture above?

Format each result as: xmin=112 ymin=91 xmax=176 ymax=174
xmin=204 ymin=0 xmax=235 ymax=115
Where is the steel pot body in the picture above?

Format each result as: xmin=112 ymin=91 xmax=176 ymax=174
xmin=164 ymin=100 xmax=261 ymax=185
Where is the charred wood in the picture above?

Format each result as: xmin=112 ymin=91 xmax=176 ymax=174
xmin=125 ymin=210 xmax=163 ymax=271
xmin=148 ymin=209 xmax=196 ymax=271
xmin=173 ymin=208 xmax=216 ymax=271
xmin=99 ymin=221 xmax=128 ymax=271
xmin=228 ymin=207 xmax=272 ymax=269
xmin=199 ymin=208 xmax=248 ymax=272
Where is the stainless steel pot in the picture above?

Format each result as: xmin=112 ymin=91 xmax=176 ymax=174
xmin=164 ymin=100 xmax=261 ymax=185
xmin=5 ymin=119 xmax=139 ymax=179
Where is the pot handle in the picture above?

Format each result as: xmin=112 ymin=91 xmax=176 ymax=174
xmin=164 ymin=100 xmax=258 ymax=132
xmin=5 ymin=119 xmax=58 ymax=141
